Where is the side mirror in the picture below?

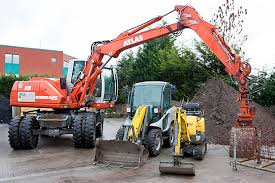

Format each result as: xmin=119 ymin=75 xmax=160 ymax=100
xmin=123 ymin=85 xmax=129 ymax=96
xmin=170 ymin=85 xmax=177 ymax=94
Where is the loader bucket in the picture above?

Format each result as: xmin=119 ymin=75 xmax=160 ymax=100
xmin=94 ymin=139 xmax=149 ymax=168
xmin=159 ymin=161 xmax=195 ymax=175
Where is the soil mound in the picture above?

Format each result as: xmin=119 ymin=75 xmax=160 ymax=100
xmin=0 ymin=95 xmax=12 ymax=124
xmin=192 ymin=78 xmax=275 ymax=145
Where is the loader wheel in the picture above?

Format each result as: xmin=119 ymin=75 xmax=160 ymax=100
xmin=163 ymin=123 xmax=175 ymax=148
xmin=9 ymin=116 xmax=39 ymax=150
xmin=145 ymin=128 xmax=162 ymax=157
xmin=194 ymin=142 xmax=207 ymax=160
xmin=73 ymin=113 xmax=96 ymax=148
xmin=116 ymin=127 xmax=124 ymax=140
xmin=96 ymin=112 xmax=104 ymax=138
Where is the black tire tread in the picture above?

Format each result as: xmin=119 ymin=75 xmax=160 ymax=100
xmin=83 ymin=114 xmax=96 ymax=148
xmin=116 ymin=127 xmax=124 ymax=140
xmin=73 ymin=115 xmax=83 ymax=148
xmin=194 ymin=142 xmax=207 ymax=160
xmin=96 ymin=112 xmax=104 ymax=138
xmin=145 ymin=128 xmax=162 ymax=157
xmin=73 ymin=113 xmax=96 ymax=148
xmin=8 ymin=116 xmax=39 ymax=150
xmin=8 ymin=118 xmax=21 ymax=149
xmin=163 ymin=124 xmax=174 ymax=148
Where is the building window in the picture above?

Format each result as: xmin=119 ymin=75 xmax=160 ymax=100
xmin=62 ymin=61 xmax=68 ymax=77
xmin=5 ymin=54 xmax=20 ymax=75
xmin=51 ymin=57 xmax=57 ymax=63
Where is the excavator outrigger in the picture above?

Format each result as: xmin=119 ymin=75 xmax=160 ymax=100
xmin=9 ymin=4 xmax=255 ymax=174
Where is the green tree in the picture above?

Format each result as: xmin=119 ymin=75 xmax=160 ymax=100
xmin=130 ymin=35 xmax=176 ymax=82
xmin=194 ymin=0 xmax=248 ymax=76
xmin=251 ymin=69 xmax=275 ymax=107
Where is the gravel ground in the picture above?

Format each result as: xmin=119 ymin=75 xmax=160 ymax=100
xmin=0 ymin=118 xmax=274 ymax=183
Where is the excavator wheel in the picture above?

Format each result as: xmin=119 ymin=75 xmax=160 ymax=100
xmin=194 ymin=141 xmax=207 ymax=160
xmin=96 ymin=112 xmax=104 ymax=138
xmin=163 ymin=123 xmax=175 ymax=148
xmin=73 ymin=113 xmax=96 ymax=148
xmin=145 ymin=128 xmax=162 ymax=157
xmin=115 ymin=127 xmax=124 ymax=140
xmin=8 ymin=116 xmax=39 ymax=150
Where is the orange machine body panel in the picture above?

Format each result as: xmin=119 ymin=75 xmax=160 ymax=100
xmin=10 ymin=78 xmax=72 ymax=109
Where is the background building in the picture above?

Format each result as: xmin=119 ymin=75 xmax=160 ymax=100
xmin=0 ymin=45 xmax=75 ymax=77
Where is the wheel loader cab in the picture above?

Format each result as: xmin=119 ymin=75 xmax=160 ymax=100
xmin=128 ymin=81 xmax=173 ymax=121
xmin=66 ymin=59 xmax=118 ymax=102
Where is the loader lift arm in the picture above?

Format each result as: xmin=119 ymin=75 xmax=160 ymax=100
xmin=74 ymin=5 xmax=254 ymax=126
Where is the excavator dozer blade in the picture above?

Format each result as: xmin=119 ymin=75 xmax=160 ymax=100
xmin=94 ymin=139 xmax=149 ymax=168
xmin=159 ymin=161 xmax=195 ymax=175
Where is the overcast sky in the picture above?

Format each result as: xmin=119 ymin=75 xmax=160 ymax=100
xmin=1 ymin=0 xmax=274 ymax=72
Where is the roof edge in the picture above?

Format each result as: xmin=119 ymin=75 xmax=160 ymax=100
xmin=0 ymin=44 xmax=63 ymax=53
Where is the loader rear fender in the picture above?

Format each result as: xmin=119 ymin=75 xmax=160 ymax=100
xmin=150 ymin=106 xmax=176 ymax=132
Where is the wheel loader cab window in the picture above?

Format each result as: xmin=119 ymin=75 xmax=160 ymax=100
xmin=163 ymin=87 xmax=172 ymax=111
xmin=4 ymin=54 xmax=20 ymax=75
xmin=132 ymin=85 xmax=162 ymax=110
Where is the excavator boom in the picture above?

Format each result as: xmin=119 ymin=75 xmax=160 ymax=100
xmin=91 ymin=4 xmax=255 ymax=172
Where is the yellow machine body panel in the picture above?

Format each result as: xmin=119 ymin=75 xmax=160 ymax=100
xmin=196 ymin=117 xmax=205 ymax=133
xmin=186 ymin=116 xmax=197 ymax=137
xmin=128 ymin=105 xmax=147 ymax=142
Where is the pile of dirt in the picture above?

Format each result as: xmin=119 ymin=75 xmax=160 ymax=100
xmin=0 ymin=95 xmax=12 ymax=124
xmin=192 ymin=78 xmax=275 ymax=145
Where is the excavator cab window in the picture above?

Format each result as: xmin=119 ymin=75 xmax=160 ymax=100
xmin=101 ymin=68 xmax=117 ymax=101
xmin=71 ymin=61 xmax=85 ymax=84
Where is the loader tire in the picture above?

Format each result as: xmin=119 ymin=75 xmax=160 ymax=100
xmin=163 ymin=123 xmax=175 ymax=148
xmin=116 ymin=127 xmax=124 ymax=140
xmin=73 ymin=113 xmax=96 ymax=148
xmin=9 ymin=116 xmax=39 ymax=150
xmin=145 ymin=128 xmax=162 ymax=157
xmin=96 ymin=112 xmax=104 ymax=138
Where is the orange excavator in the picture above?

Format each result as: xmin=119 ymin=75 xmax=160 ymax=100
xmin=9 ymin=4 xmax=255 ymax=163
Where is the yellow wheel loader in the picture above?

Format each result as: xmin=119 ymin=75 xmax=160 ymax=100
xmin=159 ymin=103 xmax=207 ymax=175
xmin=94 ymin=81 xmax=177 ymax=167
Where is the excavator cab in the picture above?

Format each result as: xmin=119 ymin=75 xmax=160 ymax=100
xmin=66 ymin=59 xmax=118 ymax=102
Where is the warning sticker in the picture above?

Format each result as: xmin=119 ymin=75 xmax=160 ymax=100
xmin=18 ymin=92 xmax=35 ymax=102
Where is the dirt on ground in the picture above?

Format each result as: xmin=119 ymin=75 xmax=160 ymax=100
xmin=191 ymin=78 xmax=275 ymax=145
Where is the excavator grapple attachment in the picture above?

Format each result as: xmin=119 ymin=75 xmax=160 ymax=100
xmin=94 ymin=139 xmax=149 ymax=167
xmin=159 ymin=161 xmax=195 ymax=175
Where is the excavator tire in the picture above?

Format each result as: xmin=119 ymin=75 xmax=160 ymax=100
xmin=163 ymin=123 xmax=175 ymax=148
xmin=8 ymin=117 xmax=22 ymax=149
xmin=9 ymin=116 xmax=39 ymax=150
xmin=73 ymin=115 xmax=83 ymax=148
xmin=96 ymin=112 xmax=104 ymax=138
xmin=73 ymin=113 xmax=96 ymax=148
xmin=115 ymin=127 xmax=124 ymax=140
xmin=145 ymin=128 xmax=162 ymax=157
xmin=194 ymin=141 xmax=207 ymax=160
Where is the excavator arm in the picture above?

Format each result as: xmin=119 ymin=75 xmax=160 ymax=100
xmin=73 ymin=5 xmax=254 ymax=127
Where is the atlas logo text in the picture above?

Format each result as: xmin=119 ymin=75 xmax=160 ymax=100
xmin=123 ymin=35 xmax=143 ymax=47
